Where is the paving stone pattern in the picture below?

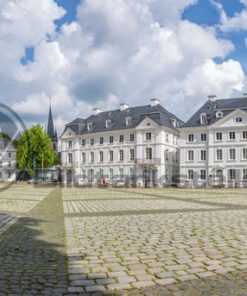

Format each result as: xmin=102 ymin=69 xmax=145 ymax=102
xmin=0 ymin=185 xmax=247 ymax=295
xmin=0 ymin=187 xmax=67 ymax=296
xmin=63 ymin=187 xmax=247 ymax=295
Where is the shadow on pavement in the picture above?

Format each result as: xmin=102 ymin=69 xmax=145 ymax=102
xmin=0 ymin=189 xmax=67 ymax=295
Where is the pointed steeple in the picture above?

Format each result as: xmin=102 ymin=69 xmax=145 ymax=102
xmin=47 ymin=98 xmax=57 ymax=142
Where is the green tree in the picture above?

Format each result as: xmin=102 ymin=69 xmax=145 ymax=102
xmin=0 ymin=132 xmax=11 ymax=141
xmin=16 ymin=125 xmax=56 ymax=176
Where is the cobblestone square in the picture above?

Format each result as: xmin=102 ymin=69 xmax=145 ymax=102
xmin=0 ymin=185 xmax=247 ymax=295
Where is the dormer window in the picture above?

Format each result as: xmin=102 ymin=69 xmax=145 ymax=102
xmin=216 ymin=111 xmax=223 ymax=119
xmin=125 ymin=116 xmax=132 ymax=126
xmin=87 ymin=122 xmax=93 ymax=131
xmin=200 ymin=113 xmax=208 ymax=125
xmin=171 ymin=118 xmax=179 ymax=128
xmin=105 ymin=119 xmax=112 ymax=128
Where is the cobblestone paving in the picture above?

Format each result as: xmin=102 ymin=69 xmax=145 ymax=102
xmin=1 ymin=186 xmax=247 ymax=295
xmin=63 ymin=199 xmax=220 ymax=214
xmin=63 ymin=187 xmax=247 ymax=295
xmin=0 ymin=214 xmax=18 ymax=235
xmin=0 ymin=187 xmax=67 ymax=296
xmin=0 ymin=184 xmax=53 ymax=214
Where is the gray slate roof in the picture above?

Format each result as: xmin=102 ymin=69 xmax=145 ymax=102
xmin=63 ymin=104 xmax=184 ymax=136
xmin=183 ymin=97 xmax=247 ymax=128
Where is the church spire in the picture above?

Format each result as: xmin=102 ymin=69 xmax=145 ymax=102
xmin=47 ymin=98 xmax=57 ymax=143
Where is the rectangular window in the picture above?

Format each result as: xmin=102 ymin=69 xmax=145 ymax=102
xmin=242 ymin=131 xmax=247 ymax=139
xmin=68 ymin=140 xmax=73 ymax=147
xmin=119 ymin=168 xmax=124 ymax=179
xmin=68 ymin=153 xmax=73 ymax=163
xmin=165 ymin=149 xmax=169 ymax=161
xmin=119 ymin=150 xmax=124 ymax=161
xmin=109 ymin=136 xmax=114 ymax=144
xmin=81 ymin=139 xmax=86 ymax=146
xmin=119 ymin=135 xmax=124 ymax=142
xmin=200 ymin=150 xmax=206 ymax=161
xmin=109 ymin=169 xmax=113 ymax=180
xmin=109 ymin=151 xmax=113 ymax=162
xmin=126 ymin=117 xmax=132 ymax=126
xmin=188 ymin=170 xmax=194 ymax=180
xmin=243 ymin=169 xmax=247 ymax=180
xmin=216 ymin=132 xmax=222 ymax=141
xmin=166 ymin=134 xmax=169 ymax=142
xmin=130 ymin=149 xmax=135 ymax=161
xmin=130 ymin=134 xmax=135 ymax=141
xmin=99 ymin=169 xmax=104 ymax=178
xmin=90 ymin=152 xmax=94 ymax=163
xmin=229 ymin=132 xmax=236 ymax=140
xmin=172 ymin=152 xmax=175 ymax=163
xmin=229 ymin=149 xmax=236 ymax=160
xmin=146 ymin=148 xmax=152 ymax=159
xmin=100 ymin=151 xmax=104 ymax=162
xmin=8 ymin=152 xmax=11 ymax=158
xmin=229 ymin=169 xmax=236 ymax=180
xmin=8 ymin=161 xmax=11 ymax=168
xmin=200 ymin=170 xmax=206 ymax=180
xmin=243 ymin=148 xmax=247 ymax=160
xmin=188 ymin=150 xmax=194 ymax=161
xmin=99 ymin=137 xmax=104 ymax=144
xmin=201 ymin=133 xmax=207 ymax=142
xmin=188 ymin=134 xmax=194 ymax=142
xmin=216 ymin=149 xmax=223 ymax=161
xmin=146 ymin=132 xmax=152 ymax=141
xmin=90 ymin=138 xmax=94 ymax=146
xmin=82 ymin=152 xmax=86 ymax=163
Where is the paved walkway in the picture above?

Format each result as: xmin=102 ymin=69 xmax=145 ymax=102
xmin=0 ymin=186 xmax=247 ymax=295
xmin=0 ymin=188 xmax=67 ymax=296
xmin=63 ymin=187 xmax=247 ymax=296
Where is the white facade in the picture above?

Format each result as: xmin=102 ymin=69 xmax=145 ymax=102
xmin=180 ymin=108 xmax=247 ymax=188
xmin=0 ymin=140 xmax=16 ymax=182
xmin=61 ymin=114 xmax=179 ymax=187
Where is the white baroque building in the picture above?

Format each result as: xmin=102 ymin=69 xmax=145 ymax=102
xmin=60 ymin=99 xmax=182 ymax=187
xmin=180 ymin=96 xmax=247 ymax=188
xmin=0 ymin=136 xmax=16 ymax=182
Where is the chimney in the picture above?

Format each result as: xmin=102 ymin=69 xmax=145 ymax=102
xmin=93 ymin=107 xmax=102 ymax=115
xmin=150 ymin=98 xmax=160 ymax=106
xmin=208 ymin=95 xmax=217 ymax=101
xmin=120 ymin=103 xmax=129 ymax=111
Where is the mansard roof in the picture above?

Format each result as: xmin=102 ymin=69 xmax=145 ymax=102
xmin=183 ymin=97 xmax=247 ymax=128
xmin=63 ymin=104 xmax=184 ymax=135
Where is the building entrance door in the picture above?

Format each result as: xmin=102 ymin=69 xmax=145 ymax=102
xmin=216 ymin=169 xmax=223 ymax=186
xmin=67 ymin=170 xmax=73 ymax=184
xmin=143 ymin=170 xmax=155 ymax=187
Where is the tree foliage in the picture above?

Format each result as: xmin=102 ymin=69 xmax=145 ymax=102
xmin=16 ymin=125 xmax=56 ymax=176
xmin=0 ymin=132 xmax=11 ymax=141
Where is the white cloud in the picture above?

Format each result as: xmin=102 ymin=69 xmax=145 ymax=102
xmin=211 ymin=0 xmax=247 ymax=32
xmin=0 ymin=0 xmax=245 ymax=133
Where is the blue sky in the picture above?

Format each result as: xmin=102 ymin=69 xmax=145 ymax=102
xmin=183 ymin=0 xmax=247 ymax=72
xmin=1 ymin=0 xmax=247 ymax=131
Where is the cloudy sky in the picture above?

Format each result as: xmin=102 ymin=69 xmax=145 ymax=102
xmin=0 ymin=0 xmax=246 ymax=133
